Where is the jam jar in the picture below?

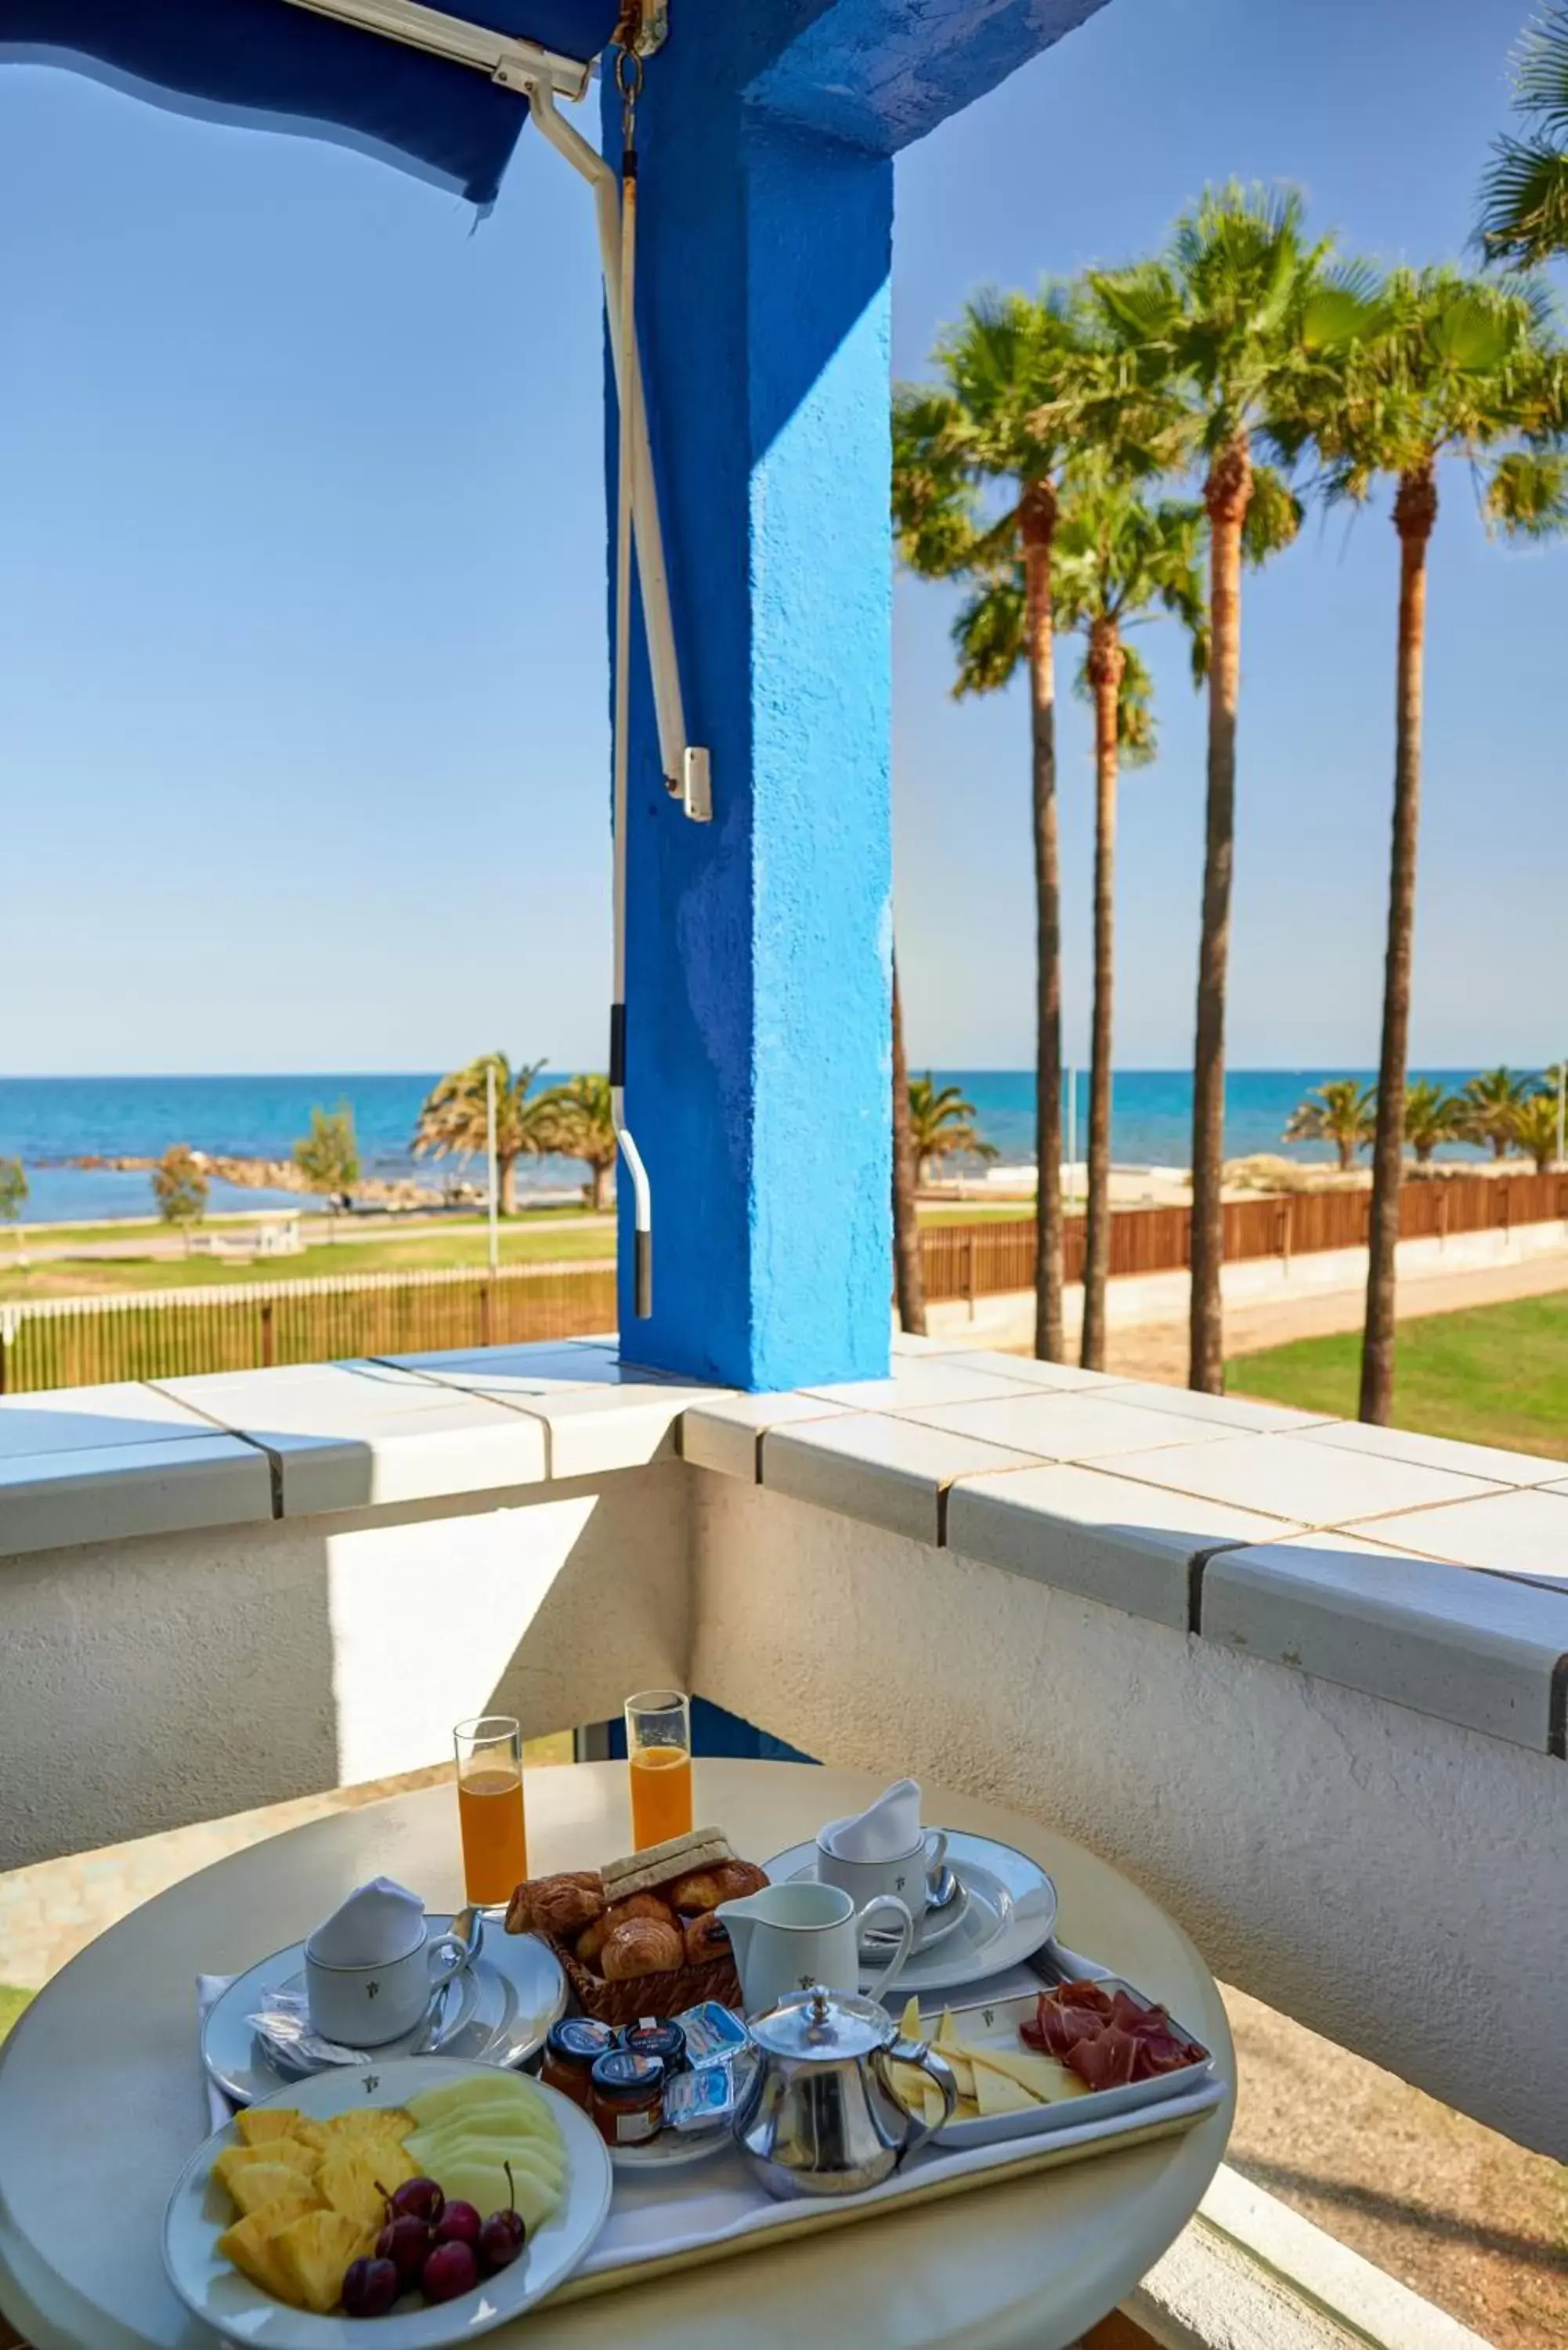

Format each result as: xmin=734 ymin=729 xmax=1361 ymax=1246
xmin=589 ymin=2048 xmax=667 ymax=2146
xmin=620 ymin=2018 xmax=688 ymax=2075
xmin=540 ymin=2017 xmax=616 ymax=2109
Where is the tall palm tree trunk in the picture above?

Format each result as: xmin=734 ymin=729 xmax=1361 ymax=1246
xmin=1360 ymin=464 xmax=1436 ymax=1425
xmin=1082 ymin=616 xmax=1124 ymax=1371
xmin=891 ymin=953 xmax=927 ymax=1336
xmin=1023 ymin=482 xmax=1065 ymax=1361
xmin=1189 ymin=439 xmax=1250 ymax=1393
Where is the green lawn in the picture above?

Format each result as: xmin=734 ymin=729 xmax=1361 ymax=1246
xmin=916 ymin=1202 xmax=1034 ymax=1224
xmin=10 ymin=1206 xmax=587 ymax=1249
xmin=0 ymin=1218 xmax=615 ymax=1300
xmin=1229 ymin=1292 xmax=1568 ymax=1462
xmin=0 ymin=1985 xmax=32 ymax=2044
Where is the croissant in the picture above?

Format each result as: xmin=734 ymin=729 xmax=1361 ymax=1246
xmin=682 ymin=1911 xmax=731 ymax=1965
xmin=531 ymin=1877 xmax=607 ymax=1939
xmin=576 ymin=1893 xmax=675 ymax=1967
xmin=599 ymin=1918 xmax=684 ymax=1980
xmin=504 ymin=1871 xmax=602 ymax=1935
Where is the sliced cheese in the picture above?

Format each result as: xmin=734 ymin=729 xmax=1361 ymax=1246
xmin=968 ymin=2045 xmax=1086 ymax=2102
xmin=970 ymin=2059 xmax=1039 ymax=2117
xmin=898 ymin=1994 xmax=923 ymax=2042
xmin=929 ymin=2038 xmax=976 ymax=2101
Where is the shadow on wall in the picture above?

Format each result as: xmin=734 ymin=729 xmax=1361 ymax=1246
xmin=0 ymin=1466 xmax=692 ymax=1872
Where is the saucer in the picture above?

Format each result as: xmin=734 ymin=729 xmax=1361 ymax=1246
xmin=861 ymin=1876 xmax=971 ymax=1955
xmin=202 ymin=1912 xmax=566 ymax=2106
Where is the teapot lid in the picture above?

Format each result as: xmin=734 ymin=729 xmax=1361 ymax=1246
xmin=748 ymin=1983 xmax=894 ymax=2061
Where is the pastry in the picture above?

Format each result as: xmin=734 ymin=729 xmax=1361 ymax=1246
xmin=668 ymin=1869 xmax=728 ymax=1914
xmin=682 ymin=1911 xmax=731 ymax=1965
xmin=533 ymin=1878 xmax=607 ymax=1938
xmin=505 ymin=1872 xmax=602 ymax=1936
xmin=576 ymin=1893 xmax=675 ymax=1966
xmin=710 ymin=1860 xmax=768 ymax=1902
xmin=599 ymin=1918 xmax=684 ymax=1979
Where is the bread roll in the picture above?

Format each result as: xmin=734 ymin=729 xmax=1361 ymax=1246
xmin=668 ymin=1870 xmax=726 ymax=1914
xmin=682 ymin=1911 xmax=731 ymax=1965
xmin=599 ymin=1918 xmax=684 ymax=1980
xmin=576 ymin=1892 xmax=675 ymax=1967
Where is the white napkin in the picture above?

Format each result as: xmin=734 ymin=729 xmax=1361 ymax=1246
xmin=307 ymin=1877 xmax=424 ymax=1966
xmin=822 ymin=1777 xmax=923 ymax=1861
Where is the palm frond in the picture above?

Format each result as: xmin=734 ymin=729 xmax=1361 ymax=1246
xmin=951 ymin=569 xmax=1026 ymax=698
xmin=1241 ymin=464 xmax=1304 ymax=563
xmin=1486 ymin=446 xmax=1568 ymax=533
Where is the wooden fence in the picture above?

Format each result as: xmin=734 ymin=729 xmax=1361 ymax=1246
xmin=918 ymin=1172 xmax=1568 ymax=1306
xmin=0 ymin=1264 xmax=617 ymax=1395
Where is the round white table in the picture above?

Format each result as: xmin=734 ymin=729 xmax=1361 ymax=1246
xmin=0 ymin=1761 xmax=1232 ymax=2350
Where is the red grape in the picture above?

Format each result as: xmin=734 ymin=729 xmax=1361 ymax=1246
xmin=421 ymin=2240 xmax=479 ymax=2304
xmin=341 ymin=2255 xmax=399 ymax=2318
xmin=432 ymin=2201 xmax=482 ymax=2250
xmin=374 ymin=2213 xmax=430 ymax=2287
xmin=388 ymin=2177 xmax=444 ymax=2225
xmin=478 ymin=2162 xmax=528 ymax=2276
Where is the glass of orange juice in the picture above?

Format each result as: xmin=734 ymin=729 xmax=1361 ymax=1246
xmin=453 ymin=1716 xmax=528 ymax=1907
xmin=625 ymin=1689 xmax=693 ymax=1850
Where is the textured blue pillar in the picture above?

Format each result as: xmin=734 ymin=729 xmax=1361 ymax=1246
xmin=607 ymin=27 xmax=894 ymax=1390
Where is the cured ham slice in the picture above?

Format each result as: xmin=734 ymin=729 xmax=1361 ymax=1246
xmin=1021 ymin=1983 xmax=1207 ymax=2089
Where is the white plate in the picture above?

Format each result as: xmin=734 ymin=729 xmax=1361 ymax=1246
xmin=764 ymin=1831 xmax=1057 ymax=1995
xmin=912 ymin=1982 xmax=1217 ymax=2149
xmin=862 ymin=1878 xmax=970 ymax=1955
xmin=609 ymin=2127 xmax=735 ymax=2174
xmin=163 ymin=2055 xmax=612 ymax=2347
xmin=204 ymin=1917 xmax=566 ymax=2106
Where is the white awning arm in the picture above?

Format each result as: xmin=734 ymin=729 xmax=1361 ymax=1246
xmin=279 ymin=0 xmax=592 ymax=97
xmin=529 ymin=80 xmax=710 ymax=822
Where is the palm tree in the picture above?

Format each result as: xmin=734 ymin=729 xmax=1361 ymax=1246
xmin=1510 ymin=1089 xmax=1563 ymax=1172
xmin=1282 ymin=1079 xmax=1376 ymax=1173
xmin=1458 ymin=1065 xmax=1540 ymax=1159
xmin=1091 ymin=187 xmax=1360 ymax=1394
xmin=891 ymin=956 xmax=927 ymax=1336
xmin=893 ymin=288 xmax=1093 ymax=1361
xmin=907 ymin=1076 xmax=996 ymax=1186
xmin=1050 ymin=476 xmax=1207 ymax=1368
xmin=1291 ymin=269 xmax=1566 ymax=1421
xmin=1403 ymin=1077 xmax=1461 ymax=1168
xmin=413 ymin=1054 xmax=549 ymax=1214
xmin=1479 ymin=5 xmax=1568 ymax=266
xmin=536 ymin=1074 xmax=616 ymax=1212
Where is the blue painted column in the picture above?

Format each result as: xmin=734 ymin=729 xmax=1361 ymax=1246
xmin=606 ymin=21 xmax=894 ymax=1390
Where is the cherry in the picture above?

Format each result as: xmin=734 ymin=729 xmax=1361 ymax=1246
xmin=432 ymin=2200 xmax=482 ymax=2250
xmin=421 ymin=2239 xmax=479 ymax=2304
xmin=341 ymin=2254 xmax=399 ymax=2318
xmin=478 ymin=2160 xmax=528 ymax=2276
xmin=388 ymin=2176 xmax=444 ymax=2226
xmin=374 ymin=2211 xmax=430 ymax=2288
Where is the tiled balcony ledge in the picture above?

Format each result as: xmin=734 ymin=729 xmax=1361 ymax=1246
xmin=2 ymin=1337 xmax=1565 ymax=1761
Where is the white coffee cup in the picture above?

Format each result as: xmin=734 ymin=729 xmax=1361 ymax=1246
xmin=815 ymin=1820 xmax=948 ymax=1935
xmin=305 ymin=1918 xmax=469 ymax=2048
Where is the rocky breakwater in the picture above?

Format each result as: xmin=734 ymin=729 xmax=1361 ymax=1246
xmin=67 ymin=1152 xmax=464 ymax=1209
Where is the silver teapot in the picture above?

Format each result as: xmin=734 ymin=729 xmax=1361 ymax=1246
xmin=733 ymin=1983 xmax=957 ymax=2199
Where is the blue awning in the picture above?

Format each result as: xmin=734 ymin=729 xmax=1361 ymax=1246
xmin=0 ymin=0 xmax=620 ymax=208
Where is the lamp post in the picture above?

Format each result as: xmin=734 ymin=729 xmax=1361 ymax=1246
xmin=486 ymin=1059 xmax=500 ymax=1273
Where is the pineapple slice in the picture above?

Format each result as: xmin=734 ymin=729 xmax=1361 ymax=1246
xmin=272 ymin=2210 xmax=373 ymax=2316
xmin=316 ymin=2142 xmax=414 ymax=2232
xmin=321 ymin=2106 xmax=413 ymax=2146
xmin=216 ymin=2195 xmax=319 ymax=2305
xmin=213 ymin=2140 xmax=321 ymax=2201
xmin=237 ymin=2108 xmax=327 ymax=2153
xmin=225 ymin=2161 xmax=321 ymax=2220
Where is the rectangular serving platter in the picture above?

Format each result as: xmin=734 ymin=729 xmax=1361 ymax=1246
xmin=914 ymin=1978 xmax=1217 ymax=2150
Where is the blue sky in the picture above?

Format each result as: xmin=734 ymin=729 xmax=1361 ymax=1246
xmin=2 ymin=0 xmax=1563 ymax=1076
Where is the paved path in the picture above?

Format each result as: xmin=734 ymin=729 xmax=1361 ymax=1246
xmin=1106 ymin=1250 xmax=1568 ymax=1386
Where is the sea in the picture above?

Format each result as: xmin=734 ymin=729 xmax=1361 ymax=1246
xmin=0 ymin=1069 xmax=1496 ymax=1224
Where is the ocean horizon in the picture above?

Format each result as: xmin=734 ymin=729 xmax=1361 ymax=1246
xmin=0 ymin=1068 xmax=1509 ymax=1224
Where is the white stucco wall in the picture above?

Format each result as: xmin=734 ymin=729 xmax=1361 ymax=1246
xmin=689 ymin=1469 xmax=1567 ymax=2162
xmin=0 ymin=1465 xmax=690 ymax=1871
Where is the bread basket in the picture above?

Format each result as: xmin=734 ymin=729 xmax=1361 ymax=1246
xmin=540 ymin=1929 xmax=740 ymax=2029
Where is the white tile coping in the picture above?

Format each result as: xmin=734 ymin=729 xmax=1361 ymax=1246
xmin=2 ymin=1343 xmax=1564 ymax=1758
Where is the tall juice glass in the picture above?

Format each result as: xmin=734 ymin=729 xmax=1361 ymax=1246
xmin=453 ymin=1716 xmax=527 ymax=1907
xmin=625 ymin=1689 xmax=693 ymax=1850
